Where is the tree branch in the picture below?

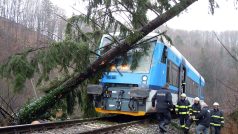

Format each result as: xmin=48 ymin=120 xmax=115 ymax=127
xmin=0 ymin=94 xmax=16 ymax=116
xmin=55 ymin=13 xmax=99 ymax=48
xmin=70 ymin=6 xmax=123 ymax=47
xmin=131 ymin=31 xmax=167 ymax=48
xmin=216 ymin=78 xmax=238 ymax=93
xmin=213 ymin=31 xmax=238 ymax=63
xmin=0 ymin=105 xmax=14 ymax=120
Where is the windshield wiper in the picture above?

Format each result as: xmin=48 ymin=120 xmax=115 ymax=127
xmin=115 ymin=65 xmax=123 ymax=76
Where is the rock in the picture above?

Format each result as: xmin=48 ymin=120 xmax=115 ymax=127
xmin=31 ymin=121 xmax=41 ymax=124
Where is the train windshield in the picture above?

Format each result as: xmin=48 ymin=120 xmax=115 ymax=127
xmin=100 ymin=37 xmax=156 ymax=73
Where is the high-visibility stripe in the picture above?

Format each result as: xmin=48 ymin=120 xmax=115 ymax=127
xmin=179 ymin=112 xmax=189 ymax=115
xmin=178 ymin=106 xmax=188 ymax=108
xmin=211 ymin=115 xmax=220 ymax=118
xmin=221 ymin=121 xmax=224 ymax=123
xmin=193 ymin=110 xmax=200 ymax=113
xmin=210 ymin=123 xmax=221 ymax=126
xmin=212 ymin=115 xmax=223 ymax=119
xmin=181 ymin=125 xmax=186 ymax=128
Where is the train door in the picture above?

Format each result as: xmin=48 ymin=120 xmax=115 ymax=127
xmin=178 ymin=62 xmax=186 ymax=100
xmin=181 ymin=66 xmax=186 ymax=93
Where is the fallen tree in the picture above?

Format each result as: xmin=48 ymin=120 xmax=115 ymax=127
xmin=15 ymin=0 xmax=198 ymax=123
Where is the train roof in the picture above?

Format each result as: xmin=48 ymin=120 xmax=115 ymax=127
xmin=101 ymin=32 xmax=160 ymax=41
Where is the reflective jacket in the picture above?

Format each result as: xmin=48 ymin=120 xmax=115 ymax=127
xmin=152 ymin=88 xmax=173 ymax=112
xmin=190 ymin=103 xmax=202 ymax=124
xmin=175 ymin=99 xmax=191 ymax=115
xmin=196 ymin=106 xmax=211 ymax=127
xmin=210 ymin=109 xmax=224 ymax=127
xmin=190 ymin=103 xmax=201 ymax=116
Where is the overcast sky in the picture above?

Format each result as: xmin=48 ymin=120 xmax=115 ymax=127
xmin=50 ymin=0 xmax=238 ymax=31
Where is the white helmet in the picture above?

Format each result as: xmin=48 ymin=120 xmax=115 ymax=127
xmin=213 ymin=102 xmax=219 ymax=106
xmin=181 ymin=93 xmax=186 ymax=97
xmin=194 ymin=97 xmax=200 ymax=101
xmin=201 ymin=102 xmax=208 ymax=108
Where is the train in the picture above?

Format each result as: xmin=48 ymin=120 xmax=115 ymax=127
xmin=87 ymin=33 xmax=205 ymax=116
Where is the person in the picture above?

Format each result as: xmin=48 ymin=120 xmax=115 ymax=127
xmin=184 ymin=97 xmax=202 ymax=134
xmin=175 ymin=93 xmax=191 ymax=133
xmin=210 ymin=102 xmax=224 ymax=134
xmin=195 ymin=102 xmax=211 ymax=134
xmin=152 ymin=83 xmax=173 ymax=133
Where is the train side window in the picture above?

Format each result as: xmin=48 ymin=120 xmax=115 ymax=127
xmin=172 ymin=63 xmax=179 ymax=87
xmin=186 ymin=77 xmax=192 ymax=96
xmin=192 ymin=81 xmax=196 ymax=96
xmin=192 ymin=82 xmax=199 ymax=97
xmin=186 ymin=77 xmax=191 ymax=95
xmin=186 ymin=77 xmax=199 ymax=97
xmin=166 ymin=60 xmax=179 ymax=87
xmin=200 ymin=87 xmax=204 ymax=98
xmin=161 ymin=46 xmax=167 ymax=63
xmin=194 ymin=84 xmax=199 ymax=96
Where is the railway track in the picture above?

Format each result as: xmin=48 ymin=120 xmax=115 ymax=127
xmin=0 ymin=116 xmax=146 ymax=134
xmin=67 ymin=120 xmax=144 ymax=134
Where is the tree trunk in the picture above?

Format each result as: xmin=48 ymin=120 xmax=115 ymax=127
xmin=17 ymin=0 xmax=198 ymax=124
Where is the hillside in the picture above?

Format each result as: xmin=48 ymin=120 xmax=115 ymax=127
xmin=0 ymin=17 xmax=51 ymax=121
xmin=0 ymin=16 xmax=50 ymax=62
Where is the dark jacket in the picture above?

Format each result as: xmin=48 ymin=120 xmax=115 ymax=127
xmin=152 ymin=88 xmax=173 ymax=112
xmin=190 ymin=103 xmax=202 ymax=124
xmin=210 ymin=109 xmax=224 ymax=127
xmin=190 ymin=103 xmax=201 ymax=116
xmin=196 ymin=106 xmax=211 ymax=127
xmin=175 ymin=99 xmax=191 ymax=115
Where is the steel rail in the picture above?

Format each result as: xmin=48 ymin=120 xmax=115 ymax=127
xmin=0 ymin=116 xmax=113 ymax=134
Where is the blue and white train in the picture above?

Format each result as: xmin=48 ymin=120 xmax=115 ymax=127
xmin=87 ymin=33 xmax=205 ymax=116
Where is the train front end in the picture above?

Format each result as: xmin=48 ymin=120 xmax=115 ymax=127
xmin=87 ymin=34 xmax=158 ymax=116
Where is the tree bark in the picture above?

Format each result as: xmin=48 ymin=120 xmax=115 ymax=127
xmin=17 ymin=0 xmax=198 ymax=124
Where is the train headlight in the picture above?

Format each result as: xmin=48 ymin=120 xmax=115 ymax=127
xmin=141 ymin=75 xmax=148 ymax=88
xmin=142 ymin=75 xmax=148 ymax=81
xmin=110 ymin=65 xmax=116 ymax=71
xmin=121 ymin=64 xmax=129 ymax=71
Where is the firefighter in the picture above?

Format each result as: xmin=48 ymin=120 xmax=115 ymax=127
xmin=152 ymin=83 xmax=173 ymax=133
xmin=195 ymin=102 xmax=211 ymax=134
xmin=184 ymin=97 xmax=201 ymax=133
xmin=210 ymin=102 xmax=224 ymax=134
xmin=175 ymin=93 xmax=191 ymax=134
